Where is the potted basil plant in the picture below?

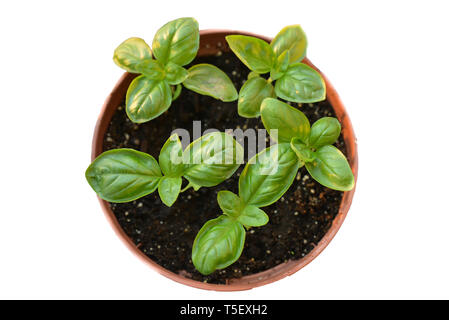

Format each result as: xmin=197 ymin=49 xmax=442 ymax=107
xmin=86 ymin=18 xmax=358 ymax=290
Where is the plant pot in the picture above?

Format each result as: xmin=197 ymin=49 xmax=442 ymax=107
xmin=91 ymin=29 xmax=358 ymax=291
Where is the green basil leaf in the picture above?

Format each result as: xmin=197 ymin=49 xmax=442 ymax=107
xmin=225 ymin=35 xmax=274 ymax=73
xmin=159 ymin=134 xmax=185 ymax=177
xmin=139 ymin=59 xmax=165 ymax=80
xmin=172 ymin=84 xmax=182 ymax=101
xmin=165 ymin=62 xmax=188 ymax=85
xmin=192 ymin=215 xmax=245 ymax=275
xmin=270 ymin=25 xmax=307 ymax=64
xmin=260 ymin=98 xmax=310 ymax=143
xmin=290 ymin=137 xmax=314 ymax=163
xmin=238 ymin=76 xmax=275 ymax=118
xmin=239 ymin=143 xmax=300 ymax=207
xmin=247 ymin=71 xmax=259 ymax=80
xmin=183 ymin=132 xmax=244 ymax=189
xmin=183 ymin=64 xmax=238 ymax=102
xmin=270 ymin=50 xmax=290 ymax=81
xmin=152 ymin=17 xmax=199 ymax=66
xmin=305 ymin=145 xmax=354 ymax=191
xmin=238 ymin=205 xmax=269 ymax=227
xmin=157 ymin=176 xmax=182 ymax=207
xmin=275 ymin=63 xmax=326 ymax=103
xmin=217 ymin=190 xmax=243 ymax=217
xmin=85 ymin=149 xmax=162 ymax=203
xmin=113 ymin=37 xmax=153 ymax=73
xmin=126 ymin=76 xmax=172 ymax=123
xmin=309 ymin=117 xmax=341 ymax=148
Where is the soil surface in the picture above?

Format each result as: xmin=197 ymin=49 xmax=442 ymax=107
xmin=102 ymin=51 xmax=347 ymax=284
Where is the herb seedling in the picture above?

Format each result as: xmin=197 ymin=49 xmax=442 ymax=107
xmin=86 ymin=132 xmax=243 ymax=207
xmin=225 ymin=25 xmax=325 ymax=118
xmin=192 ymin=97 xmax=354 ymax=275
xmin=113 ymin=17 xmax=238 ymax=123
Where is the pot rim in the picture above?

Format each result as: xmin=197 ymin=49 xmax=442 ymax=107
xmin=91 ymin=29 xmax=358 ymax=291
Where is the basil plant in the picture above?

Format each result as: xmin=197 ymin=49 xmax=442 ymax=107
xmin=86 ymin=132 xmax=243 ymax=207
xmin=113 ymin=17 xmax=238 ymax=123
xmin=225 ymin=25 xmax=325 ymax=118
xmin=192 ymin=97 xmax=354 ymax=275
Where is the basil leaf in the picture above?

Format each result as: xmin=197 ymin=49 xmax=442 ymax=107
xmin=183 ymin=64 xmax=238 ymax=102
xmin=290 ymin=137 xmax=314 ymax=163
xmin=270 ymin=50 xmax=290 ymax=81
xmin=157 ymin=176 xmax=182 ymax=207
xmin=309 ymin=117 xmax=341 ymax=148
xmin=159 ymin=134 xmax=185 ymax=177
xmin=238 ymin=76 xmax=275 ymax=118
xmin=305 ymin=145 xmax=354 ymax=191
xmin=247 ymin=71 xmax=259 ymax=80
xmin=217 ymin=190 xmax=243 ymax=217
xmin=275 ymin=63 xmax=326 ymax=103
xmin=239 ymin=143 xmax=300 ymax=207
xmin=225 ymin=35 xmax=273 ymax=73
xmin=260 ymin=98 xmax=310 ymax=143
xmin=165 ymin=62 xmax=188 ymax=85
xmin=85 ymin=149 xmax=162 ymax=203
xmin=238 ymin=205 xmax=269 ymax=227
xmin=183 ymin=132 xmax=244 ymax=189
xmin=192 ymin=215 xmax=245 ymax=275
xmin=139 ymin=59 xmax=165 ymax=80
xmin=270 ymin=25 xmax=307 ymax=64
xmin=152 ymin=17 xmax=199 ymax=66
xmin=126 ymin=76 xmax=172 ymax=123
xmin=113 ymin=37 xmax=153 ymax=73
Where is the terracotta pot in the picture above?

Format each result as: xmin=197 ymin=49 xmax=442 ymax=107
xmin=91 ymin=29 xmax=358 ymax=291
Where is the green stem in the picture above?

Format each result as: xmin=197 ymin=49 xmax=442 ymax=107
xmin=172 ymin=84 xmax=182 ymax=101
xmin=267 ymin=77 xmax=273 ymax=84
xmin=180 ymin=182 xmax=193 ymax=193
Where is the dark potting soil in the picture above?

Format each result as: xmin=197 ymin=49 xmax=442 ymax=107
xmin=102 ymin=50 xmax=347 ymax=284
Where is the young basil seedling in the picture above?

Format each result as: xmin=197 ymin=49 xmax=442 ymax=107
xmin=261 ymin=98 xmax=354 ymax=191
xmin=85 ymin=132 xmax=243 ymax=207
xmin=192 ymin=143 xmax=300 ymax=275
xmin=225 ymin=25 xmax=326 ymax=118
xmin=113 ymin=17 xmax=238 ymax=123
xmin=191 ymin=98 xmax=355 ymax=275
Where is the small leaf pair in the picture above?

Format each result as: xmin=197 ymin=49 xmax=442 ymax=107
xmin=85 ymin=132 xmax=243 ymax=207
xmin=225 ymin=25 xmax=325 ymax=118
xmin=261 ymin=98 xmax=355 ymax=191
xmin=114 ymin=17 xmax=238 ymax=123
xmin=192 ymin=143 xmax=301 ymax=275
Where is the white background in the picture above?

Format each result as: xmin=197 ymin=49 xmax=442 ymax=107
xmin=1 ymin=0 xmax=448 ymax=299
